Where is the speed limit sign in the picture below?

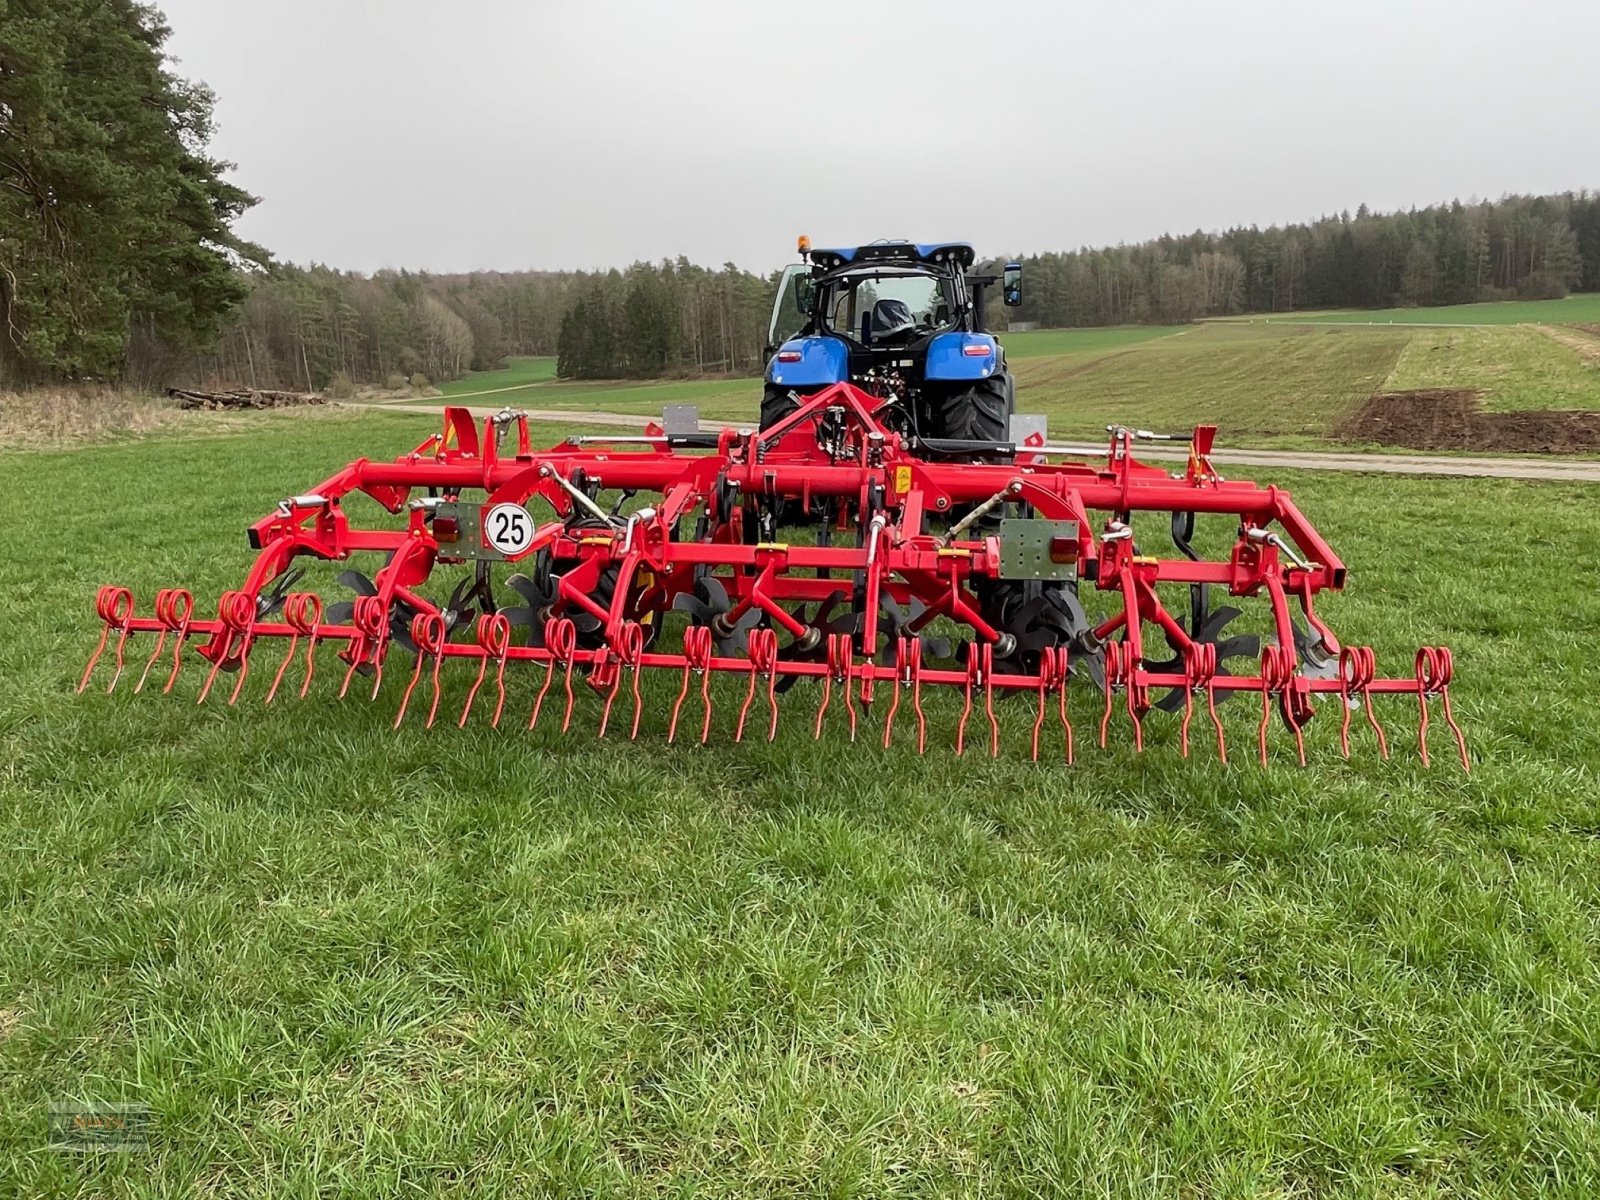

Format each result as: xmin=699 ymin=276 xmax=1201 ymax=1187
xmin=482 ymin=503 xmax=534 ymax=556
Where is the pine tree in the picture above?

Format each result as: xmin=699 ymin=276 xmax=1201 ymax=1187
xmin=0 ymin=0 xmax=266 ymax=381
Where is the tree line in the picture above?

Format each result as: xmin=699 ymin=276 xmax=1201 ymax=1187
xmin=1007 ymin=193 xmax=1600 ymax=328
xmin=160 ymin=258 xmax=778 ymax=393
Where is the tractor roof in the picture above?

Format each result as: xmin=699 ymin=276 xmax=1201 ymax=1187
xmin=807 ymin=241 xmax=976 ymax=271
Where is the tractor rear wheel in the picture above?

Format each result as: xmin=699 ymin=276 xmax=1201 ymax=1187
xmin=929 ymin=372 xmax=1013 ymax=444
xmin=761 ymin=383 xmax=813 ymax=430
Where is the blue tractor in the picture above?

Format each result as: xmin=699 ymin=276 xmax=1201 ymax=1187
xmin=761 ymin=238 xmax=1023 ymax=447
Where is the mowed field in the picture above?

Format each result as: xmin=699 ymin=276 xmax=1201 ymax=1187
xmin=418 ymin=313 xmax=1600 ymax=450
xmin=3 ymin=407 xmax=1600 ymax=1195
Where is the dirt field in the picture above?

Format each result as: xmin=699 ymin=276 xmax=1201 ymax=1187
xmin=1338 ymin=389 xmax=1600 ymax=454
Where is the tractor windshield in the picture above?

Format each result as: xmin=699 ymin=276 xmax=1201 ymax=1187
xmin=820 ymin=270 xmax=952 ymax=345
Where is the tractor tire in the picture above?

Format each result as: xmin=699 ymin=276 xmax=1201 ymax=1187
xmin=761 ymin=383 xmax=812 ymax=431
xmin=930 ymin=372 xmax=1013 ymax=444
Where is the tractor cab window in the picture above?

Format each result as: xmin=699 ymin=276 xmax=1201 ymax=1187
xmin=822 ymin=271 xmax=951 ymax=345
xmin=766 ymin=264 xmax=813 ymax=349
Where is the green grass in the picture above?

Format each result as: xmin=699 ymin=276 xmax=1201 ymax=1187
xmin=998 ymin=326 xmax=1184 ymax=359
xmin=1012 ymin=323 xmax=1413 ymax=442
xmin=420 ymin=362 xmax=758 ymax=423
xmin=2 ymin=410 xmax=1599 ymax=1194
xmin=1386 ymin=326 xmax=1600 ymax=412
xmin=1249 ymin=294 xmax=1600 ymax=328
xmin=435 ymin=355 xmax=558 ymax=398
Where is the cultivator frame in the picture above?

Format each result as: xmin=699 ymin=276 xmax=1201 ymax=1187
xmin=81 ymin=384 xmax=1468 ymax=768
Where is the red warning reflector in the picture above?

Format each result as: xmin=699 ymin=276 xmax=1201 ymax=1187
xmin=962 ymin=343 xmax=992 ymax=356
xmin=777 ymin=350 xmax=803 ymax=362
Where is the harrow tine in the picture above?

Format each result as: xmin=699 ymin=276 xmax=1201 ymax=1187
xmin=1099 ymin=642 xmax=1145 ymax=752
xmin=883 ymin=636 xmax=913 ymax=750
xmin=1415 ymin=646 xmax=1469 ymax=771
xmin=459 ymin=613 xmax=512 ymax=728
xmin=529 ymin=617 xmax=579 ymax=733
xmin=955 ymin=643 xmax=996 ymax=756
xmin=1032 ymin=645 xmax=1073 ymax=763
xmin=663 ymin=625 xmax=716 ymax=744
xmin=597 ymin=622 xmax=646 ymax=739
xmin=395 ymin=612 xmax=445 ymax=728
xmin=814 ymin=633 xmax=855 ymax=742
xmin=1257 ymin=646 xmax=1305 ymax=767
xmin=268 ymin=593 xmax=322 ymax=705
xmin=136 ymin=589 xmax=194 ymax=694
xmin=1178 ymin=642 xmax=1222 ymax=762
xmin=735 ymin=628 xmax=780 ymax=742
xmin=980 ymin=645 xmax=999 ymax=757
xmin=1337 ymin=646 xmax=1389 ymax=760
xmin=625 ymin=624 xmax=647 ymax=740
xmin=80 ymin=586 xmax=136 ymax=694
xmin=198 ymin=590 xmax=255 ymax=705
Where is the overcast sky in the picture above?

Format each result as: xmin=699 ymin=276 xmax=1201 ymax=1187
xmin=157 ymin=0 xmax=1599 ymax=275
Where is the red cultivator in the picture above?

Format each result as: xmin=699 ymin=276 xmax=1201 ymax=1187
xmin=80 ymin=386 xmax=1468 ymax=768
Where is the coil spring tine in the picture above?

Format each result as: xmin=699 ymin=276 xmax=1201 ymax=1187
xmin=956 ymin=648 xmax=975 ymax=756
xmin=530 ymin=619 xmax=562 ymax=732
xmin=1415 ymin=646 xmax=1468 ymax=771
xmin=624 ymin=623 xmax=647 ymax=740
xmin=80 ymin=587 xmax=136 ymax=694
xmin=1257 ymin=646 xmax=1304 ymax=766
xmin=666 ymin=625 xmax=712 ymax=744
xmin=981 ymin=643 xmax=998 ymax=758
xmin=884 ymin=637 xmax=908 ymax=749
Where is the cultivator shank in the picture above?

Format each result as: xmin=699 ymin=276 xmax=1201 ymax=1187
xmin=82 ymin=385 xmax=1467 ymax=767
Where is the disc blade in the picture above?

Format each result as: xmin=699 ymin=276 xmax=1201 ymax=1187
xmin=336 ymin=569 xmax=378 ymax=597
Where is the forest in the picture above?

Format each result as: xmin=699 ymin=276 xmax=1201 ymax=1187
xmin=3 ymin=3 xmax=1599 ymax=392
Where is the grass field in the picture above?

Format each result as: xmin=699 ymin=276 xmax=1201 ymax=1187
xmin=1244 ymin=294 xmax=1600 ymax=328
xmin=998 ymin=326 xmax=1184 ymax=359
xmin=407 ymin=305 xmax=1600 ymax=453
xmin=3 ymin=408 xmax=1599 ymax=1195
xmin=1386 ymin=326 xmax=1600 ymax=412
xmin=436 ymin=355 xmax=558 ymax=396
xmin=1011 ymin=324 xmax=1414 ymax=441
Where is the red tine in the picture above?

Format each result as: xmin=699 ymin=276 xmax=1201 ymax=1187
xmin=736 ymin=627 xmax=779 ymax=742
xmin=197 ymin=590 xmax=252 ymax=704
xmin=615 ymin=621 xmax=648 ymax=740
xmin=956 ymin=647 xmax=976 ymax=755
xmin=883 ymin=636 xmax=912 ymax=749
xmin=1416 ymin=646 xmax=1469 ymax=771
xmin=528 ymin=617 xmax=579 ymax=733
xmin=1179 ymin=641 xmax=1219 ymax=761
xmin=459 ymin=613 xmax=512 ymax=728
xmin=395 ymin=611 xmax=446 ymax=728
xmin=136 ymin=588 xmax=193 ymax=694
xmin=80 ymin=586 xmax=136 ymax=694
xmin=550 ymin=619 xmax=580 ymax=733
xmin=160 ymin=588 xmax=196 ymax=694
xmin=1100 ymin=642 xmax=1143 ymax=751
xmin=813 ymin=633 xmax=855 ymax=742
xmin=1032 ymin=644 xmax=1072 ymax=763
xmin=337 ymin=594 xmax=388 ymax=701
xmin=952 ymin=642 xmax=998 ymax=756
xmin=666 ymin=625 xmax=712 ymax=743
xmin=1337 ymin=645 xmax=1389 ymax=760
xmin=979 ymin=643 xmax=999 ymax=757
xmin=266 ymin=592 xmax=315 ymax=704
xmin=1257 ymin=645 xmax=1303 ymax=766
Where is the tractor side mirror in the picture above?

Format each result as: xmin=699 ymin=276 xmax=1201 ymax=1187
xmin=1002 ymin=262 xmax=1023 ymax=307
xmin=794 ymin=275 xmax=815 ymax=315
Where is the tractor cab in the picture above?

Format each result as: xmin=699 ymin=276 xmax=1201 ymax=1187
xmin=762 ymin=238 xmax=1023 ymax=445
